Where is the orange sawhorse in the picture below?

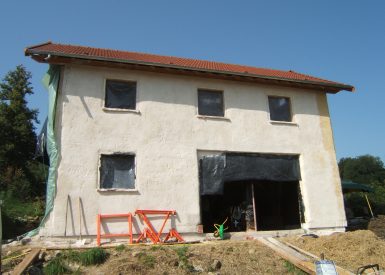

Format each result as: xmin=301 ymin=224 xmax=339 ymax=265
xmin=96 ymin=213 xmax=133 ymax=246
xmin=135 ymin=209 xmax=184 ymax=244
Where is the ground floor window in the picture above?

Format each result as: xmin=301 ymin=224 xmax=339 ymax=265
xmin=99 ymin=154 xmax=135 ymax=190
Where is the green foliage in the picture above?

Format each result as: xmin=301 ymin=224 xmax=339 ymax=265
xmin=0 ymin=65 xmax=47 ymax=238
xmin=339 ymin=155 xmax=385 ymax=185
xmin=0 ymin=65 xmax=48 ymax=200
xmin=339 ymin=155 xmax=385 ymax=215
xmin=63 ymin=250 xmax=81 ymax=262
xmin=0 ymin=193 xmax=45 ymax=239
xmin=43 ymin=248 xmax=108 ymax=275
xmin=283 ymin=260 xmax=306 ymax=275
xmin=44 ymin=257 xmax=71 ymax=275
xmin=77 ymin=248 xmax=108 ymax=266
xmin=0 ymin=65 xmax=38 ymax=177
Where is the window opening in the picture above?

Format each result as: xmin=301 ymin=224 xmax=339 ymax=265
xmin=100 ymin=154 xmax=135 ymax=190
xmin=198 ymin=89 xmax=224 ymax=117
xmin=268 ymin=96 xmax=292 ymax=122
xmin=105 ymin=80 xmax=136 ymax=110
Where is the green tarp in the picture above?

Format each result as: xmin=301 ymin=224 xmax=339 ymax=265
xmin=341 ymin=180 xmax=374 ymax=193
xmin=26 ymin=65 xmax=60 ymax=237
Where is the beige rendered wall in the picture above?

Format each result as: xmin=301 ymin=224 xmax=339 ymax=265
xmin=40 ymin=64 xmax=347 ymax=237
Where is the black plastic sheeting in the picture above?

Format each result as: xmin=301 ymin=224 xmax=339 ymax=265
xmin=200 ymin=153 xmax=301 ymax=195
xmin=198 ymin=89 xmax=224 ymax=117
xmin=34 ymin=118 xmax=48 ymax=163
xmin=268 ymin=97 xmax=291 ymax=122
xmin=100 ymin=154 xmax=136 ymax=189
xmin=105 ymin=80 xmax=136 ymax=110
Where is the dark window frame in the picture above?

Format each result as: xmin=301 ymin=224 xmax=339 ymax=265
xmin=104 ymin=79 xmax=137 ymax=110
xmin=99 ymin=153 xmax=136 ymax=190
xmin=268 ymin=96 xmax=293 ymax=122
xmin=197 ymin=89 xmax=225 ymax=117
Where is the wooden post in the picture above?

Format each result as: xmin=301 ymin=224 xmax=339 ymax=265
xmin=252 ymin=183 xmax=257 ymax=231
xmin=364 ymin=194 xmax=375 ymax=218
xmin=79 ymin=197 xmax=82 ymax=240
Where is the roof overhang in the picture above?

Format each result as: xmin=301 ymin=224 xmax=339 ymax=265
xmin=25 ymin=46 xmax=354 ymax=93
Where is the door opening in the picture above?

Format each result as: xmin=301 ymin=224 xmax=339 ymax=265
xmin=254 ymin=181 xmax=301 ymax=231
xmin=200 ymin=180 xmax=302 ymax=233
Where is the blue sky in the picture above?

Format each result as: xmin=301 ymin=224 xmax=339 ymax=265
xmin=1 ymin=1 xmax=384 ymax=162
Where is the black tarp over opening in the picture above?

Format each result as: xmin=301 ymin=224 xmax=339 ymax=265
xmin=200 ymin=153 xmax=301 ymax=195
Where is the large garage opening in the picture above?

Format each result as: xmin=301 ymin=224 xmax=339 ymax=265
xmin=199 ymin=153 xmax=303 ymax=233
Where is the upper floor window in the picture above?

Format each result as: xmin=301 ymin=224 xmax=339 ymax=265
xmin=99 ymin=154 xmax=136 ymax=190
xmin=198 ymin=89 xmax=224 ymax=117
xmin=268 ymin=96 xmax=292 ymax=122
xmin=105 ymin=79 xmax=136 ymax=110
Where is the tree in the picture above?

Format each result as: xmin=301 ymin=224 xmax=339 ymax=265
xmin=339 ymin=155 xmax=385 ymax=185
xmin=0 ymin=65 xmax=38 ymax=196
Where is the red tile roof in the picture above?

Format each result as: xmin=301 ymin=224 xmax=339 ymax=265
xmin=25 ymin=42 xmax=354 ymax=92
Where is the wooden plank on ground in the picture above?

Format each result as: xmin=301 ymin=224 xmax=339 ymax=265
xmin=258 ymin=237 xmax=352 ymax=275
xmin=258 ymin=238 xmax=315 ymax=274
xmin=11 ymin=248 xmax=40 ymax=275
xmin=281 ymin=240 xmax=355 ymax=275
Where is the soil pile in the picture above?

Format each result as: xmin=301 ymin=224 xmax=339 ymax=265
xmin=369 ymin=215 xmax=385 ymax=239
xmin=284 ymin=230 xmax=385 ymax=272
xmin=86 ymin=240 xmax=293 ymax=275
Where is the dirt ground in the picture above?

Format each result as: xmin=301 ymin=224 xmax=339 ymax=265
xmin=284 ymin=230 xmax=385 ymax=273
xmin=368 ymin=215 xmax=385 ymax=239
xmin=2 ymin=216 xmax=385 ymax=274
xmin=85 ymin=240 xmax=293 ymax=275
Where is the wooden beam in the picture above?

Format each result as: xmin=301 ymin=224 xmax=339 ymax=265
xmin=11 ymin=248 xmax=40 ymax=275
xmin=259 ymin=238 xmax=354 ymax=275
xmin=251 ymin=183 xmax=257 ymax=231
xmin=258 ymin=238 xmax=315 ymax=274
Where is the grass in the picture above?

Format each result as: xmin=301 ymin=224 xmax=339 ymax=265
xmin=115 ymin=244 xmax=126 ymax=252
xmin=43 ymin=257 xmax=71 ymax=275
xmin=43 ymin=247 xmax=109 ymax=274
xmin=0 ymin=193 xmax=45 ymax=239
xmin=174 ymin=245 xmax=194 ymax=271
xmin=77 ymin=248 xmax=108 ymax=266
xmin=150 ymin=245 xmax=165 ymax=251
xmin=0 ymin=192 xmax=44 ymax=218
xmin=284 ymin=260 xmax=307 ymax=275
xmin=137 ymin=252 xmax=156 ymax=268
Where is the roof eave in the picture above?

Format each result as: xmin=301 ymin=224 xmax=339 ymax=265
xmin=25 ymin=49 xmax=355 ymax=93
